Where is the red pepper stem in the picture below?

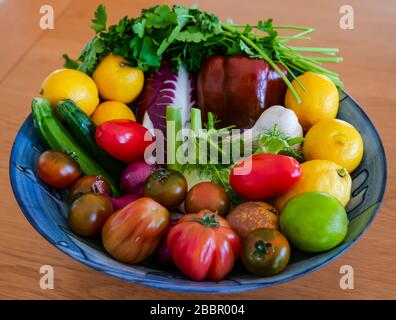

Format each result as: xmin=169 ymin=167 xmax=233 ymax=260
xmin=241 ymin=34 xmax=301 ymax=104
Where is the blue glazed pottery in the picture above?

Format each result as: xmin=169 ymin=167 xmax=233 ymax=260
xmin=9 ymin=90 xmax=386 ymax=293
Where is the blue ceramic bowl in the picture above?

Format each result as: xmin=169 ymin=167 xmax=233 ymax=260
xmin=9 ymin=90 xmax=386 ymax=293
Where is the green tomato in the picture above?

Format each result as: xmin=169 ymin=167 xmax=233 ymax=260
xmin=280 ymin=192 xmax=348 ymax=252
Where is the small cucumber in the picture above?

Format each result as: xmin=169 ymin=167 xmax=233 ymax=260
xmin=31 ymin=97 xmax=120 ymax=196
xmin=56 ymin=99 xmax=124 ymax=180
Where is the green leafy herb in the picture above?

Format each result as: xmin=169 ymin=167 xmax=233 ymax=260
xmin=91 ymin=4 xmax=107 ymax=33
xmin=64 ymin=4 xmax=343 ymax=100
xmin=62 ymin=54 xmax=80 ymax=69
xmin=77 ymin=37 xmax=106 ymax=74
xmin=255 ymin=124 xmax=304 ymax=162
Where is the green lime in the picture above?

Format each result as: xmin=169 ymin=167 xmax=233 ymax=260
xmin=280 ymin=192 xmax=348 ymax=252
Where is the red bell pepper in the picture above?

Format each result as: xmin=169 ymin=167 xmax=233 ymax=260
xmin=167 ymin=210 xmax=241 ymax=281
xmin=197 ymin=55 xmax=288 ymax=128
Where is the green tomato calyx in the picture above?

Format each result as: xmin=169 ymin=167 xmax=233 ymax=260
xmin=194 ymin=212 xmax=220 ymax=228
xmin=252 ymin=239 xmax=274 ymax=259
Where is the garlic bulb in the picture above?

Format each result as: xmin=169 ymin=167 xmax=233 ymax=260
xmin=250 ymin=105 xmax=303 ymax=146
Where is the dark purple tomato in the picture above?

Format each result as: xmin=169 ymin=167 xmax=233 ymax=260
xmin=241 ymin=228 xmax=290 ymax=277
xmin=69 ymin=193 xmax=113 ymax=237
xmin=68 ymin=175 xmax=112 ymax=202
xmin=144 ymin=169 xmax=187 ymax=209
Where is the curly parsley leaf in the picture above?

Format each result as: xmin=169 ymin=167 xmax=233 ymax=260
xmin=62 ymin=54 xmax=80 ymax=69
xmin=140 ymin=36 xmax=161 ymax=68
xmin=91 ymin=4 xmax=107 ymax=33
xmin=143 ymin=5 xmax=176 ymax=29
xmin=258 ymin=19 xmax=277 ymax=38
xmin=133 ymin=21 xmax=145 ymax=38
xmin=78 ymin=37 xmax=107 ymax=74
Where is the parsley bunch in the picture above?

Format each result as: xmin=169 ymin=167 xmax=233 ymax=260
xmin=64 ymin=4 xmax=343 ymax=103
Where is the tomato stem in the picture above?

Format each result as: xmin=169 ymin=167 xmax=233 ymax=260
xmin=194 ymin=212 xmax=220 ymax=228
xmin=252 ymin=240 xmax=274 ymax=259
xmin=155 ymin=169 xmax=170 ymax=181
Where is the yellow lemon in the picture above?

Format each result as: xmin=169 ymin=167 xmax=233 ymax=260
xmin=91 ymin=101 xmax=136 ymax=126
xmin=285 ymin=72 xmax=339 ymax=131
xmin=303 ymin=119 xmax=364 ymax=173
xmin=274 ymin=160 xmax=351 ymax=211
xmin=40 ymin=69 xmax=99 ymax=116
xmin=92 ymin=54 xmax=144 ymax=104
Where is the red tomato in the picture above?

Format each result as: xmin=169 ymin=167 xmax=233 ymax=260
xmin=95 ymin=120 xmax=153 ymax=163
xmin=36 ymin=151 xmax=81 ymax=188
xmin=230 ymin=154 xmax=302 ymax=200
xmin=184 ymin=182 xmax=230 ymax=217
xmin=167 ymin=210 xmax=241 ymax=281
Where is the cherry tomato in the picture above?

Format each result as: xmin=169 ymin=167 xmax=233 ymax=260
xmin=69 ymin=175 xmax=112 ymax=202
xmin=185 ymin=182 xmax=230 ymax=217
xmin=36 ymin=150 xmax=81 ymax=188
xmin=241 ymin=228 xmax=290 ymax=277
xmin=69 ymin=193 xmax=113 ymax=237
xmin=144 ymin=169 xmax=187 ymax=209
xmin=95 ymin=120 xmax=153 ymax=163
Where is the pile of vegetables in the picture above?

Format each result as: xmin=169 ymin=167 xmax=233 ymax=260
xmin=32 ymin=4 xmax=365 ymax=282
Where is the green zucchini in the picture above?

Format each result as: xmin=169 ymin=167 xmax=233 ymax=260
xmin=56 ymin=99 xmax=124 ymax=180
xmin=31 ymin=97 xmax=121 ymax=196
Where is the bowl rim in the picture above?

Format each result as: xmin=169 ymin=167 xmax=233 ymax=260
xmin=8 ymin=90 xmax=387 ymax=293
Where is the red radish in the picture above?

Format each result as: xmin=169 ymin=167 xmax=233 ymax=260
xmin=120 ymin=160 xmax=156 ymax=196
xmin=102 ymin=193 xmax=140 ymax=211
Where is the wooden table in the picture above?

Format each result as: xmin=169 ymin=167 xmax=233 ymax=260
xmin=1 ymin=0 xmax=395 ymax=300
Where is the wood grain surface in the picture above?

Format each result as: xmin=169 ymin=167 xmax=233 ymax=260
xmin=0 ymin=0 xmax=395 ymax=300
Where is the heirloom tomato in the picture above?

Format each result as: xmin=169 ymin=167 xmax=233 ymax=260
xmin=167 ymin=210 xmax=241 ymax=281
xmin=102 ymin=197 xmax=169 ymax=264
